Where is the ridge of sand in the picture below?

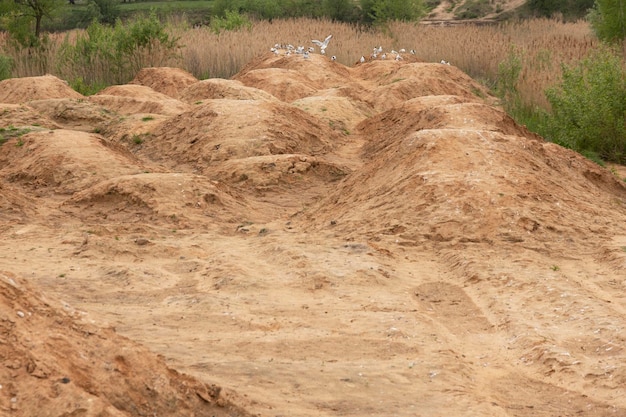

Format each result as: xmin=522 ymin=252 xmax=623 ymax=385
xmin=1 ymin=53 xmax=625 ymax=417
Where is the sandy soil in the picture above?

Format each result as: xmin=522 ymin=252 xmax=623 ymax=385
xmin=426 ymin=0 xmax=527 ymax=21
xmin=1 ymin=49 xmax=626 ymax=417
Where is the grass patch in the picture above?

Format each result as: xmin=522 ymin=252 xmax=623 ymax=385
xmin=0 ymin=126 xmax=31 ymax=145
xmin=119 ymin=0 xmax=214 ymax=13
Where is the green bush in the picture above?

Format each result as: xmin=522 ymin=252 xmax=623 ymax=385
xmin=0 ymin=54 xmax=13 ymax=81
xmin=212 ymin=0 xmax=283 ymax=20
xmin=210 ymin=9 xmax=252 ymax=34
xmin=361 ymin=0 xmax=426 ymax=25
xmin=58 ymin=12 xmax=180 ymax=89
xmin=588 ymin=0 xmax=626 ymax=43
xmin=212 ymin=0 xmax=426 ymax=24
xmin=322 ymin=0 xmax=359 ymax=22
xmin=496 ymin=46 xmax=523 ymax=112
xmin=543 ymin=46 xmax=626 ymax=163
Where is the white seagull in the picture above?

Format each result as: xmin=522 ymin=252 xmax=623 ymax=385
xmin=312 ymin=34 xmax=332 ymax=55
xmin=360 ymin=56 xmax=366 ymax=63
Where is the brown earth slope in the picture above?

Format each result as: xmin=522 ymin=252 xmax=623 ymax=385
xmin=1 ymin=48 xmax=625 ymax=417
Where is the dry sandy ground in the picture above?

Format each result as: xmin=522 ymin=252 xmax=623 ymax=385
xmin=1 ymin=50 xmax=626 ymax=417
xmin=426 ymin=0 xmax=527 ymax=21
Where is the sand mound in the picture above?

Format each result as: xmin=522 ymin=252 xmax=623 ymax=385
xmin=241 ymin=52 xmax=352 ymax=85
xmin=0 ymin=104 xmax=61 ymax=130
xmin=305 ymin=103 xmax=626 ymax=251
xmin=0 ymin=130 xmax=145 ymax=194
xmin=205 ymin=153 xmax=349 ymax=196
xmin=357 ymin=62 xmax=494 ymax=111
xmin=2 ymin=51 xmax=626 ymax=417
xmin=89 ymin=85 xmax=190 ymax=116
xmin=0 ymin=75 xmax=83 ymax=104
xmin=98 ymin=112 xmax=169 ymax=144
xmin=0 ymin=271 xmax=252 ymax=417
xmin=129 ymin=66 xmax=199 ymax=98
xmin=358 ymin=99 xmax=532 ymax=145
xmin=62 ymin=172 xmax=257 ymax=226
xmin=179 ymin=78 xmax=279 ymax=103
xmin=26 ymin=98 xmax=117 ymax=132
xmin=292 ymin=91 xmax=373 ymax=132
xmin=140 ymin=99 xmax=339 ymax=173
xmin=0 ymin=183 xmax=35 ymax=223
xmin=233 ymin=67 xmax=319 ymax=102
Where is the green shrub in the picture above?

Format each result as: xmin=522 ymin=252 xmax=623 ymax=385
xmin=210 ymin=9 xmax=252 ymax=34
xmin=58 ymin=12 xmax=180 ymax=89
xmin=496 ymin=46 xmax=523 ymax=112
xmin=543 ymin=46 xmax=626 ymax=163
xmin=69 ymin=76 xmax=107 ymax=96
xmin=588 ymin=0 xmax=626 ymax=43
xmin=322 ymin=0 xmax=359 ymax=22
xmin=0 ymin=54 xmax=13 ymax=80
xmin=212 ymin=0 xmax=283 ymax=20
xmin=361 ymin=0 xmax=426 ymax=25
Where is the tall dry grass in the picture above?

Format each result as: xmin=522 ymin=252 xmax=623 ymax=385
xmin=177 ymin=18 xmax=604 ymax=109
xmin=0 ymin=17 xmax=620 ymax=111
xmin=391 ymin=19 xmax=601 ymax=108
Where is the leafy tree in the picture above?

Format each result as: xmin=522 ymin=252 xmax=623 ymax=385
xmin=210 ymin=9 xmax=252 ymax=34
xmin=524 ymin=0 xmax=594 ymax=20
xmin=91 ymin=0 xmax=120 ymax=25
xmin=0 ymin=0 xmax=65 ymax=46
xmin=544 ymin=46 xmax=626 ymax=163
xmin=0 ymin=54 xmax=13 ymax=80
xmin=588 ymin=0 xmax=626 ymax=43
xmin=59 ymin=13 xmax=181 ymax=90
xmin=322 ymin=0 xmax=359 ymax=22
xmin=360 ymin=0 xmax=425 ymax=25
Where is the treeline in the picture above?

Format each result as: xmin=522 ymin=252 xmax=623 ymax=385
xmin=523 ymin=0 xmax=596 ymax=20
xmin=212 ymin=0 xmax=599 ymax=24
xmin=211 ymin=0 xmax=425 ymax=25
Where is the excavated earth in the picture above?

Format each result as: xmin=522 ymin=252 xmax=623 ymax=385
xmin=1 ymin=51 xmax=626 ymax=417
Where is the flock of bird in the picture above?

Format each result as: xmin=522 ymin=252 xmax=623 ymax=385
xmin=270 ymin=34 xmax=335 ymax=60
xmin=269 ymin=34 xmax=451 ymax=66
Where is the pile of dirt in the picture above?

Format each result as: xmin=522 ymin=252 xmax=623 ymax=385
xmin=62 ymin=172 xmax=258 ymax=227
xmin=236 ymin=51 xmax=352 ymax=86
xmin=0 ymin=75 xmax=83 ymax=104
xmin=292 ymin=92 xmax=373 ymax=132
xmin=0 ymin=183 xmax=35 ymax=223
xmin=0 ymin=130 xmax=146 ymax=195
xmin=179 ymin=78 xmax=279 ymax=103
xmin=1 ymin=48 xmax=625 ymax=417
xmin=0 ymin=271 xmax=252 ymax=417
xmin=303 ymin=96 xmax=626 ymax=255
xmin=130 ymin=67 xmax=199 ymax=99
xmin=0 ymin=103 xmax=61 ymax=130
xmin=89 ymin=85 xmax=190 ymax=116
xmin=26 ymin=98 xmax=118 ymax=132
xmin=354 ymin=62 xmax=495 ymax=111
xmin=140 ymin=98 xmax=342 ymax=181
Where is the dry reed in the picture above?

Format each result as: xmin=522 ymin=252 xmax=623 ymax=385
xmin=0 ymin=17 xmax=620 ymax=111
